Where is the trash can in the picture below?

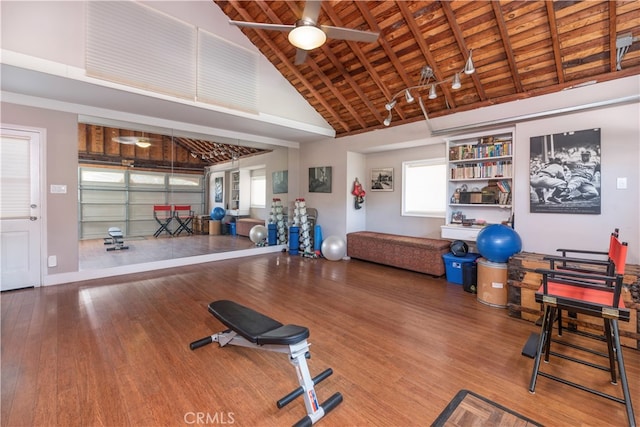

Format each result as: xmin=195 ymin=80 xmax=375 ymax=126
xmin=462 ymin=262 xmax=478 ymax=293
xmin=477 ymin=258 xmax=508 ymax=308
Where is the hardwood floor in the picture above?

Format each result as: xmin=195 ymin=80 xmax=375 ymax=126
xmin=79 ymin=234 xmax=257 ymax=270
xmin=2 ymin=253 xmax=638 ymax=426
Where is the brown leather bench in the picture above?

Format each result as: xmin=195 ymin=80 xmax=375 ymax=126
xmin=346 ymin=231 xmax=450 ymax=276
xmin=236 ymin=218 xmax=265 ymax=237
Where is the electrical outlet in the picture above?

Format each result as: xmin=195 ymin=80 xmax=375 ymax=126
xmin=48 ymin=255 xmax=57 ymax=267
xmin=617 ymin=177 xmax=628 ymax=189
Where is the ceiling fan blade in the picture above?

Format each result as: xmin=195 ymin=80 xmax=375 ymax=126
xmin=301 ymin=0 xmax=322 ymax=23
xmin=294 ymin=49 xmax=309 ymax=65
xmin=321 ymin=25 xmax=379 ymax=43
xmin=229 ymin=20 xmax=293 ymax=32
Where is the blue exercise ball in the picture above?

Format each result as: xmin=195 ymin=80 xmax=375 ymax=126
xmin=210 ymin=207 xmax=225 ymax=220
xmin=476 ymin=224 xmax=522 ymax=263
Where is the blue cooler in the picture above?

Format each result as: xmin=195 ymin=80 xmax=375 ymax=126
xmin=442 ymin=252 xmax=481 ymax=285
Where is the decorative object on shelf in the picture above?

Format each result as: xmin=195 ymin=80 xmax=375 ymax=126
xmin=476 ymin=224 xmax=522 ymax=263
xmin=370 ymin=167 xmax=393 ymax=191
xmin=383 ymin=50 xmax=475 ymax=126
xmin=309 ymin=166 xmax=332 ymax=193
xmin=321 ymin=235 xmax=346 ymax=261
xmin=351 ymin=177 xmax=366 ymax=209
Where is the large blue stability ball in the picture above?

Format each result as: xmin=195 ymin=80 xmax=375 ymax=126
xmin=476 ymin=224 xmax=522 ymax=263
xmin=210 ymin=207 xmax=225 ymax=220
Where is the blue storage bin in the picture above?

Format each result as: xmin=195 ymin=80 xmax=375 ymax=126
xmin=442 ymin=252 xmax=481 ymax=285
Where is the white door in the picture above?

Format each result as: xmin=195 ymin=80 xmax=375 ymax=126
xmin=0 ymin=127 xmax=42 ymax=291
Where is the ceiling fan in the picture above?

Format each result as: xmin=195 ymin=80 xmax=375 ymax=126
xmin=228 ymin=0 xmax=379 ymax=65
xmin=111 ymin=135 xmax=157 ymax=148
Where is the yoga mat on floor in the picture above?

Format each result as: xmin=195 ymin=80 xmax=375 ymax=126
xmin=431 ymin=389 xmax=543 ymax=427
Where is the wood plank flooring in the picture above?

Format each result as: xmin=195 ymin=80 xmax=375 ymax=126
xmin=79 ymin=234 xmax=256 ymax=270
xmin=2 ymin=253 xmax=639 ymax=426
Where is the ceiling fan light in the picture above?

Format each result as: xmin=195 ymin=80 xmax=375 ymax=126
xmin=464 ymin=50 xmax=475 ymax=75
xmin=428 ymin=84 xmax=437 ymax=99
xmin=451 ymin=73 xmax=461 ymax=90
xmin=288 ymin=23 xmax=326 ymax=50
xmin=383 ymin=111 xmax=392 ymax=126
xmin=405 ymin=89 xmax=414 ymax=103
xmin=385 ymin=99 xmax=397 ymax=111
xmin=135 ymin=141 xmax=151 ymax=148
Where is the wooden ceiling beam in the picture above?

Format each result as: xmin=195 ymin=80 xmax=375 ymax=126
xmin=440 ymin=1 xmax=486 ymax=101
xmin=355 ymin=1 xmax=414 ymax=121
xmin=396 ymin=1 xmax=457 ymax=109
xmin=545 ymin=1 xmax=565 ymax=84
xmin=608 ymin=1 xmax=617 ymax=72
xmin=319 ymin=2 xmax=386 ymax=125
xmin=226 ymin=0 xmax=350 ymax=133
xmin=490 ymin=1 xmax=523 ymax=93
xmin=279 ymin=1 xmax=368 ymax=130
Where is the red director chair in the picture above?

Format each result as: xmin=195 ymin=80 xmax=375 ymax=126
xmin=528 ymin=237 xmax=635 ymax=426
xmin=173 ymin=205 xmax=194 ymax=236
xmin=545 ymin=229 xmax=625 ymax=336
xmin=153 ymin=205 xmax=173 ymax=237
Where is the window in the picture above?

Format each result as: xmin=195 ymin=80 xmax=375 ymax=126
xmin=250 ymin=175 xmax=266 ymax=208
xmin=402 ymin=158 xmax=446 ymax=217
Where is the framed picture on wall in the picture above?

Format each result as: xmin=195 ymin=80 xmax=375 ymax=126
xmin=309 ymin=166 xmax=332 ymax=193
xmin=214 ymin=177 xmax=223 ymax=203
xmin=272 ymin=170 xmax=288 ymax=194
xmin=529 ymin=128 xmax=601 ymax=214
xmin=370 ymin=167 xmax=393 ymax=191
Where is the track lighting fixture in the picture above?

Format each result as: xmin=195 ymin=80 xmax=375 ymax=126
xmin=383 ymin=111 xmax=393 ymax=126
xmin=428 ymin=84 xmax=437 ymax=100
xmin=404 ymin=89 xmax=414 ymax=103
xmin=464 ymin=50 xmax=475 ymax=75
xmin=385 ymin=99 xmax=397 ymax=111
xmin=451 ymin=73 xmax=461 ymax=90
xmin=382 ymin=50 xmax=475 ymax=126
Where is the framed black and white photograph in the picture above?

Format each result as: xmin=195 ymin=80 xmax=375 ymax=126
xmin=309 ymin=166 xmax=332 ymax=193
xmin=272 ymin=170 xmax=288 ymax=194
xmin=370 ymin=167 xmax=393 ymax=192
xmin=529 ymin=128 xmax=601 ymax=214
xmin=214 ymin=177 xmax=223 ymax=203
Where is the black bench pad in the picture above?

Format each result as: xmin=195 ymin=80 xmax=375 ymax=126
xmin=208 ymin=300 xmax=309 ymax=346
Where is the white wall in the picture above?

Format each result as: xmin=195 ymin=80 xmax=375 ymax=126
xmin=345 ymin=152 xmax=367 ymax=234
xmin=514 ymin=103 xmax=640 ymax=263
xmin=300 ymin=78 xmax=640 ymax=264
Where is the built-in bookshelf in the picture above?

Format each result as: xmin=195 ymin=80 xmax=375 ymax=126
xmin=442 ymin=128 xmax=515 ymax=242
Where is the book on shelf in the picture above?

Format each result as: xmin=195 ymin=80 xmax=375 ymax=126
xmin=449 ymin=140 xmax=512 ymax=161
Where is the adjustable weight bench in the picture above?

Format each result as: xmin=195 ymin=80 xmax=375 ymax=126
xmin=104 ymin=227 xmax=128 ymax=251
xmin=190 ymin=300 xmax=342 ymax=427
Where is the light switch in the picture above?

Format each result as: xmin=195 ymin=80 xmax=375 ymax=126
xmin=50 ymin=184 xmax=67 ymax=194
xmin=616 ymin=177 xmax=627 ymax=189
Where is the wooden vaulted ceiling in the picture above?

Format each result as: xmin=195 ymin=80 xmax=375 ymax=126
xmin=78 ymin=124 xmax=271 ymax=172
xmin=214 ymin=0 xmax=640 ymax=137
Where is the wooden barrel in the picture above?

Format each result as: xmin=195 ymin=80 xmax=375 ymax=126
xmin=209 ymin=220 xmax=221 ymax=235
xmin=477 ymin=258 xmax=508 ymax=308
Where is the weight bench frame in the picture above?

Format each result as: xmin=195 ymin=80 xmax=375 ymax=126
xmin=190 ymin=300 xmax=342 ymax=427
xmin=104 ymin=227 xmax=128 ymax=251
